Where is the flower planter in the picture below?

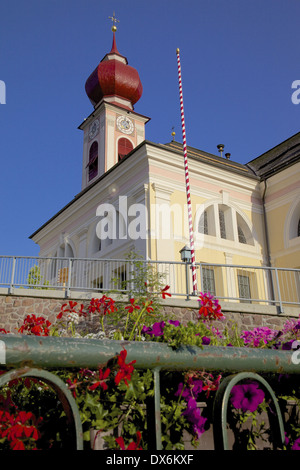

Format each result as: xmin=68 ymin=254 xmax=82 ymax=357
xmin=1 ymin=289 xmax=300 ymax=451
xmin=90 ymin=429 xmax=112 ymax=450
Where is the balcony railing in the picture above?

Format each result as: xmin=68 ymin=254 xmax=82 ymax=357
xmin=0 ymin=255 xmax=299 ymax=312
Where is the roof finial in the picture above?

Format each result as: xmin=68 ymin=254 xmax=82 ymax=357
xmin=108 ymin=12 xmax=120 ymax=54
xmin=109 ymin=11 xmax=119 ymax=32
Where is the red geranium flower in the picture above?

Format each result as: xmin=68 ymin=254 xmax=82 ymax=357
xmin=143 ymin=301 xmax=153 ymax=313
xmin=88 ymin=367 xmax=111 ymax=391
xmin=88 ymin=296 xmax=117 ymax=316
xmin=198 ymin=292 xmax=224 ymax=321
xmin=66 ymin=377 xmax=82 ymax=399
xmin=125 ymin=298 xmax=140 ymax=313
xmin=57 ymin=301 xmax=86 ymax=320
xmin=0 ymin=409 xmax=42 ymax=450
xmin=18 ymin=314 xmax=52 ymax=336
xmin=161 ymin=285 xmax=171 ymax=299
xmin=115 ymin=349 xmax=136 ymax=387
xmin=115 ymin=431 xmax=142 ymax=450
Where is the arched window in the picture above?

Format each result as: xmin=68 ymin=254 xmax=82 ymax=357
xmin=298 ymin=219 xmax=300 ymax=237
xmin=197 ymin=203 xmax=254 ymax=245
xmin=118 ymin=138 xmax=133 ymax=161
xmin=88 ymin=141 xmax=98 ymax=181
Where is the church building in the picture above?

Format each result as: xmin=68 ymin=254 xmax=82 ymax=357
xmin=29 ymin=23 xmax=300 ymax=302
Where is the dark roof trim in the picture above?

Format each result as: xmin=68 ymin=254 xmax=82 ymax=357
xmin=246 ymin=131 xmax=300 ymax=178
xmin=164 ymin=141 xmax=258 ymax=179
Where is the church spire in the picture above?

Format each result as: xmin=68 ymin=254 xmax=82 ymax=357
xmin=109 ymin=12 xmax=120 ymax=54
xmin=85 ymin=13 xmax=143 ymax=110
xmin=110 ymin=30 xmax=119 ymax=55
xmin=80 ymin=14 xmax=149 ymax=187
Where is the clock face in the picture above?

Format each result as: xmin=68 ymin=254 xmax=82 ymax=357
xmin=88 ymin=119 xmax=100 ymax=140
xmin=117 ymin=115 xmax=134 ymax=134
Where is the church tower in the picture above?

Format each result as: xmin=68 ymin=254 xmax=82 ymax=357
xmin=79 ymin=16 xmax=150 ymax=190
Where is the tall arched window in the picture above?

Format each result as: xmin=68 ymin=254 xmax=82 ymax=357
xmin=219 ymin=209 xmax=227 ymax=239
xmin=88 ymin=141 xmax=98 ymax=181
xmin=118 ymin=138 xmax=133 ymax=161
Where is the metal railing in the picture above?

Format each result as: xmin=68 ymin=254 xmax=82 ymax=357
xmin=0 ymin=255 xmax=299 ymax=311
xmin=0 ymin=335 xmax=296 ymax=450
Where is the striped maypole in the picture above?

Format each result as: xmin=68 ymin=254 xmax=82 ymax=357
xmin=176 ymin=48 xmax=198 ymax=295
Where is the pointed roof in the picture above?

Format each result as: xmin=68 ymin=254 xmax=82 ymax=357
xmin=110 ymin=30 xmax=120 ymax=54
xmin=85 ymin=28 xmax=143 ymax=110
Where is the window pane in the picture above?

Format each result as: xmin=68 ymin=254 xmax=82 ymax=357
xmin=118 ymin=138 xmax=133 ymax=161
xmin=89 ymin=141 xmax=98 ymax=180
xmin=219 ymin=209 xmax=226 ymax=239
xmin=238 ymin=274 xmax=251 ymax=302
xmin=202 ymin=267 xmax=216 ymax=296
xmin=238 ymin=225 xmax=247 ymax=244
xmin=199 ymin=211 xmax=208 ymax=235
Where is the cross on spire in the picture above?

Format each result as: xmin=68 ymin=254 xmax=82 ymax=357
xmin=109 ymin=12 xmax=119 ymax=32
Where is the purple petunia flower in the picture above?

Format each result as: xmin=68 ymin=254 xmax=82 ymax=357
xmin=202 ymin=336 xmax=211 ymax=345
xmin=141 ymin=325 xmax=152 ymax=335
xmin=292 ymin=437 xmax=300 ymax=450
xmin=192 ymin=379 xmax=203 ymax=396
xmin=230 ymin=381 xmax=265 ymax=413
xmin=175 ymin=382 xmax=193 ymax=400
xmin=182 ymin=397 xmax=207 ymax=438
xmin=284 ymin=432 xmax=290 ymax=446
xmin=282 ymin=340 xmax=295 ymax=350
xmin=142 ymin=319 xmax=180 ymax=337
xmin=281 ymin=315 xmax=300 ymax=337
xmin=175 ymin=379 xmax=203 ymax=400
xmin=175 ymin=379 xmax=207 ymax=439
xmin=241 ymin=327 xmax=278 ymax=348
xmin=141 ymin=321 xmax=165 ymax=337
xmin=151 ymin=321 xmax=165 ymax=336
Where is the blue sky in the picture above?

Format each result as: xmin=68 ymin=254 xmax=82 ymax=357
xmin=0 ymin=0 xmax=299 ymax=256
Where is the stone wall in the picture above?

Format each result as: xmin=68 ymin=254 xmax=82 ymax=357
xmin=0 ymin=293 xmax=64 ymax=333
xmin=0 ymin=287 xmax=299 ymax=335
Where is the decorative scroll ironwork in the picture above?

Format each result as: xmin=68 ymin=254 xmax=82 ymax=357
xmin=212 ymin=371 xmax=285 ymax=450
xmin=0 ymin=367 xmax=83 ymax=449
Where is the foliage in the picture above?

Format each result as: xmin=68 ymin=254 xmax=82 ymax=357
xmin=26 ymin=265 xmax=50 ymax=289
xmin=111 ymin=250 xmax=167 ymax=308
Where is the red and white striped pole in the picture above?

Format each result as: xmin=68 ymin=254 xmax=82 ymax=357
xmin=176 ymin=48 xmax=198 ymax=295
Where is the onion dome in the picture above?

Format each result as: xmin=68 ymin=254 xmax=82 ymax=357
xmin=85 ymin=30 xmax=143 ymax=110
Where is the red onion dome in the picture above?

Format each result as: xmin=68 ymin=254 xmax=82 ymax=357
xmin=85 ymin=32 xmax=143 ymax=109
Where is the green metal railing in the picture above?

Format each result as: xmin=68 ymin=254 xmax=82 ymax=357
xmin=0 ymin=335 xmax=298 ymax=450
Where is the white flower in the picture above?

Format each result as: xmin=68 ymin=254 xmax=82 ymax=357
xmin=67 ymin=312 xmax=80 ymax=325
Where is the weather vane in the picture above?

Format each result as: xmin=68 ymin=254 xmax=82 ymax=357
xmin=109 ymin=12 xmax=119 ymax=32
